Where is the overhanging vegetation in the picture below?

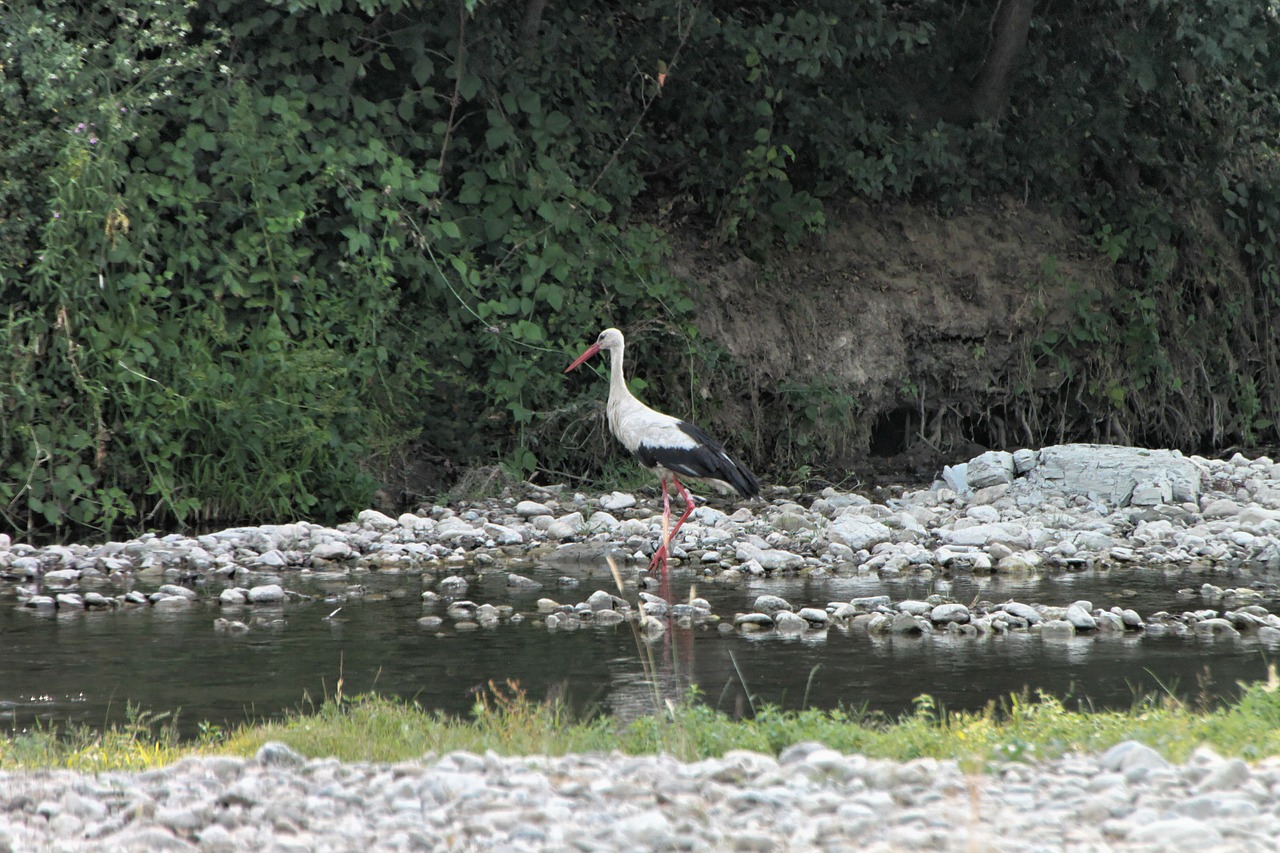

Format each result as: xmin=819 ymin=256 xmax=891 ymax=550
xmin=3 ymin=1 xmax=1279 ymax=538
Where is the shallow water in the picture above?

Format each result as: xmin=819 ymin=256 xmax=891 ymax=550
xmin=1 ymin=561 xmax=1277 ymax=737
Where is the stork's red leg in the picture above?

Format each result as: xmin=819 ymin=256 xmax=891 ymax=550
xmin=649 ymin=475 xmax=673 ymax=576
xmin=649 ymin=475 xmax=697 ymax=578
xmin=668 ymin=475 xmax=697 ymax=541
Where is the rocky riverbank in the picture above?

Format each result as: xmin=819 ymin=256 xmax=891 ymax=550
xmin=4 ymin=444 xmax=1280 ymax=646
xmin=2 ymin=737 xmax=1277 ymax=851
xmin=4 ymin=443 xmax=1280 ymax=851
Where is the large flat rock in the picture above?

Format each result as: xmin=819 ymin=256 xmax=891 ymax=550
xmin=1032 ymin=444 xmax=1202 ymax=505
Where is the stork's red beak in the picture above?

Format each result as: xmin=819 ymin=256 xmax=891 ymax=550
xmin=564 ymin=341 xmax=602 ymax=373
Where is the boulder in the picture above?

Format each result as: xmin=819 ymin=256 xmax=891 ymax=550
xmin=1033 ymin=444 xmax=1201 ymax=505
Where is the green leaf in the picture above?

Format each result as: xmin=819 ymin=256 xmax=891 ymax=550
xmin=412 ymin=56 xmax=435 ymax=86
xmin=457 ymin=73 xmax=482 ymax=100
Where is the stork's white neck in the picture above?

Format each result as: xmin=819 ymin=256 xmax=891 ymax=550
xmin=608 ymin=342 xmax=634 ymax=408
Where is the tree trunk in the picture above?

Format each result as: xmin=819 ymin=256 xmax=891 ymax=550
xmin=967 ymin=0 xmax=1034 ymax=123
xmin=519 ymin=0 xmax=548 ymax=51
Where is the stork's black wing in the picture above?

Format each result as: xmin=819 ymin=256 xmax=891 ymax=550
xmin=634 ymin=421 xmax=759 ymax=498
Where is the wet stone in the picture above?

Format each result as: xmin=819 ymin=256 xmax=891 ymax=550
xmin=1065 ymin=603 xmax=1097 ymax=630
xmin=796 ymin=607 xmax=829 ymax=626
xmin=1039 ymin=619 xmax=1076 ymax=640
xmin=773 ymin=610 xmax=808 ymax=634
xmin=889 ymin=612 xmax=926 ymax=634
xmin=929 ymin=603 xmax=969 ymax=624
xmin=751 ymin=595 xmax=793 ymax=615
xmin=437 ymin=576 xmax=468 ymax=595
xmin=506 ymin=573 xmax=542 ymax=591
xmin=247 ymin=584 xmax=285 ymax=604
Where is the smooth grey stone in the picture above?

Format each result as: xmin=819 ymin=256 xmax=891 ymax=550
xmin=752 ymin=594 xmax=793 ymax=615
xmin=1193 ymin=618 xmax=1240 ymax=638
xmin=445 ymin=601 xmax=478 ymax=620
xmin=1065 ymin=603 xmax=1097 ymax=630
xmin=930 ymin=603 xmax=970 ymax=624
xmin=586 ymin=589 xmax=620 ymax=611
xmin=599 ymin=491 xmax=636 ymax=511
xmin=357 ymin=509 xmax=397 ymax=530
xmin=1039 ymin=619 xmax=1075 ymax=640
xmin=1195 ymin=757 xmax=1250 ymax=792
xmin=889 ymin=612 xmax=926 ymax=634
xmin=252 ymin=548 xmax=288 ymax=568
xmin=515 ymin=500 xmax=553 ymax=517
xmin=796 ymin=607 xmax=830 ymax=625
xmin=255 ymin=741 xmax=305 ymax=768
xmin=311 ymin=540 xmax=354 ymax=560
xmin=506 ymin=573 xmax=542 ymax=590
xmin=219 ymin=588 xmax=247 ymax=605
xmin=735 ymin=542 xmax=804 ymax=571
xmin=483 ymin=522 xmax=524 ymax=545
xmin=246 ymin=583 xmax=285 ymax=604
xmin=778 ymin=741 xmax=828 ymax=765
xmin=773 ymin=610 xmax=808 ymax=633
xmin=437 ymin=575 xmax=468 ymax=595
xmin=829 ymin=515 xmax=893 ymax=551
xmin=1101 ymin=741 xmax=1170 ymax=774
xmin=1000 ymin=601 xmax=1043 ymax=623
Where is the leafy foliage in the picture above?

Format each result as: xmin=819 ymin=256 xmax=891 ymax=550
xmin=997 ymin=1 xmax=1280 ymax=446
xmin=3 ymin=0 xmax=1280 ymax=537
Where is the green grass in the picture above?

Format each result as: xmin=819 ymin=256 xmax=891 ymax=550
xmin=4 ymin=668 xmax=1280 ymax=772
xmin=0 ymin=705 xmax=194 ymax=772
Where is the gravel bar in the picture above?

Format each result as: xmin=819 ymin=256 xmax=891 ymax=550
xmin=3 ymin=739 xmax=1278 ymax=851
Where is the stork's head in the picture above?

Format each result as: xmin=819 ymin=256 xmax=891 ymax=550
xmin=564 ymin=328 xmax=625 ymax=372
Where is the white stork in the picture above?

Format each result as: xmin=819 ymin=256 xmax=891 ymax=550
xmin=565 ymin=328 xmax=760 ymax=577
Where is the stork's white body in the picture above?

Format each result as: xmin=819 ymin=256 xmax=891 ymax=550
xmin=565 ymin=328 xmax=759 ymax=578
xmin=602 ymin=338 xmax=744 ymax=495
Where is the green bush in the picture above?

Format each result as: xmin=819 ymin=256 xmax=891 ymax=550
xmin=2 ymin=1 xmax=1280 ymax=538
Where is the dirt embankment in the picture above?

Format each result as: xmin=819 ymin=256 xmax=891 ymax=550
xmin=671 ymin=199 xmax=1116 ymax=485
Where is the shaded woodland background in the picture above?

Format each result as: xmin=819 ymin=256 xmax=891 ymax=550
xmin=2 ymin=0 xmax=1280 ymax=538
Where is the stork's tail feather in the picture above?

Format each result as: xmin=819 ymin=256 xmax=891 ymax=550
xmin=672 ymin=421 xmax=760 ymax=499
xmin=725 ymin=459 xmax=761 ymax=499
